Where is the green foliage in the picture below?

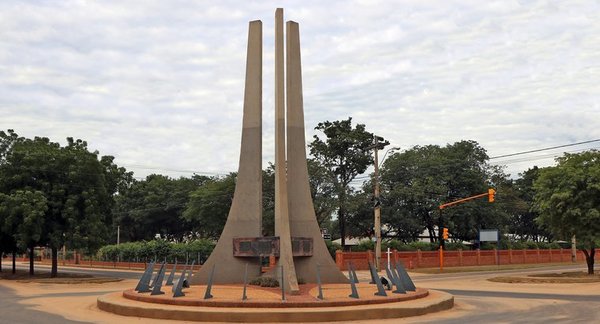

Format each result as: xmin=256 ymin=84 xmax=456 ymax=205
xmin=183 ymin=174 xmax=236 ymax=239
xmin=445 ymin=242 xmax=468 ymax=251
xmin=114 ymin=174 xmax=208 ymax=242
xmin=309 ymin=118 xmax=377 ymax=247
xmin=352 ymin=240 xmax=375 ymax=252
xmin=325 ymin=240 xmax=342 ymax=259
xmin=96 ymin=239 xmax=215 ymax=263
xmin=0 ymin=130 xmax=131 ymax=276
xmin=249 ymin=276 xmax=279 ymax=287
xmin=534 ymin=150 xmax=600 ymax=273
xmin=379 ymin=141 xmax=508 ymax=243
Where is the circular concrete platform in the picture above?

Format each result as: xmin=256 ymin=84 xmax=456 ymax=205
xmin=97 ymin=284 xmax=454 ymax=322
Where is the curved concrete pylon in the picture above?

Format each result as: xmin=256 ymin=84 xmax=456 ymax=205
xmin=192 ymin=20 xmax=263 ymax=284
xmin=285 ymin=21 xmax=348 ymax=284
xmin=274 ymin=8 xmax=300 ymax=294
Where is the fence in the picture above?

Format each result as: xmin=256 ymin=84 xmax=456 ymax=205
xmin=335 ymin=248 xmax=585 ymax=270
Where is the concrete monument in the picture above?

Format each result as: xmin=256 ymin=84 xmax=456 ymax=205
xmin=192 ymin=9 xmax=347 ymax=291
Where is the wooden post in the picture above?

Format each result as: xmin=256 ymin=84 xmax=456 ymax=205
xmin=476 ymin=249 xmax=481 ymax=265
xmin=536 ymin=248 xmax=541 ymax=263
xmin=509 ymin=249 xmax=513 ymax=264
xmin=458 ymin=249 xmax=463 ymax=266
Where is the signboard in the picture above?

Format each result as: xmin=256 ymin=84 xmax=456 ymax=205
xmin=233 ymin=236 xmax=313 ymax=257
xmin=479 ymin=229 xmax=499 ymax=242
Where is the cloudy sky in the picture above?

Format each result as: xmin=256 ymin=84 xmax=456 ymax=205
xmin=1 ymin=0 xmax=599 ymax=181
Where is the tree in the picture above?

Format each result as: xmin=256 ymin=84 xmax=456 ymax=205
xmin=0 ymin=191 xmax=47 ymax=275
xmin=309 ymin=118 xmax=376 ymax=248
xmin=508 ymin=167 xmax=550 ymax=241
xmin=114 ymin=174 xmax=207 ymax=241
xmin=0 ymin=130 xmax=128 ymax=277
xmin=183 ymin=174 xmax=236 ymax=239
xmin=379 ymin=141 xmax=505 ymax=244
xmin=534 ymin=151 xmax=600 ymax=274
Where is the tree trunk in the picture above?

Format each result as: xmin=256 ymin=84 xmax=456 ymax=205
xmin=12 ymin=251 xmax=16 ymax=274
xmin=29 ymin=246 xmax=34 ymax=276
xmin=51 ymin=246 xmax=58 ymax=278
xmin=582 ymin=247 xmax=595 ymax=275
xmin=0 ymin=252 xmax=2 ymax=272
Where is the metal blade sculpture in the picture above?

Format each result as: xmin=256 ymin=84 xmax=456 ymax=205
xmin=395 ymin=261 xmax=416 ymax=291
xmin=165 ymin=260 xmax=177 ymax=286
xmin=150 ymin=263 xmax=167 ymax=295
xmin=135 ymin=261 xmax=155 ymax=292
xmin=348 ymin=270 xmax=359 ymax=299
xmin=368 ymin=260 xmax=387 ymax=297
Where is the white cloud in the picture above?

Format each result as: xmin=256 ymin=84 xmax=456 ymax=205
xmin=0 ymin=0 xmax=598 ymax=180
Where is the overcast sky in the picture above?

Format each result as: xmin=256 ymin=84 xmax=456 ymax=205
xmin=1 ymin=0 xmax=599 ymax=182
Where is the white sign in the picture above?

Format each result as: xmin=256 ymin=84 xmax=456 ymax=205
xmin=479 ymin=229 xmax=499 ymax=242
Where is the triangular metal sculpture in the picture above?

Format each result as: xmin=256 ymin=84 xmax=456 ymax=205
xmin=395 ymin=261 xmax=416 ymax=291
xmin=192 ymin=8 xmax=347 ymax=292
xmin=183 ymin=261 xmax=195 ymax=288
xmin=149 ymin=262 xmax=165 ymax=288
xmin=386 ymin=265 xmax=406 ymax=294
xmin=135 ymin=261 xmax=155 ymax=292
xmin=348 ymin=270 xmax=360 ymax=299
xmin=165 ymin=260 xmax=177 ymax=286
xmin=150 ymin=263 xmax=167 ymax=295
xmin=172 ymin=263 xmax=188 ymax=298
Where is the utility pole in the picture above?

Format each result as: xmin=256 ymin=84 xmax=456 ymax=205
xmin=117 ymin=225 xmax=120 ymax=246
xmin=368 ymin=136 xmax=389 ymax=272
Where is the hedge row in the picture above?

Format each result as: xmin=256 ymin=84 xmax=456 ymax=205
xmin=97 ymin=239 xmax=215 ymax=263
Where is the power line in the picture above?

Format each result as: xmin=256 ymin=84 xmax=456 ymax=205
xmin=489 ymin=139 xmax=600 ymax=160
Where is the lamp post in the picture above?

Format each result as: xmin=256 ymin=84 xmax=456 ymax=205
xmin=367 ymin=136 xmax=392 ymax=272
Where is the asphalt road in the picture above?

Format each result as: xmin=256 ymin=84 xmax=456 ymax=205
xmin=6 ymin=262 xmax=142 ymax=279
xmin=0 ymin=284 xmax=86 ymax=324
xmin=412 ymin=263 xmax=600 ymax=324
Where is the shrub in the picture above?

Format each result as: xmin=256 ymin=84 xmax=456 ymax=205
xmin=325 ymin=240 xmax=342 ymax=259
xmin=353 ymin=240 xmax=375 ymax=252
xmin=445 ymin=242 xmax=468 ymax=251
xmin=249 ymin=277 xmax=279 ymax=287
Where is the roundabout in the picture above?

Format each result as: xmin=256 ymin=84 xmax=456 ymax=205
xmin=97 ymin=284 xmax=453 ymax=322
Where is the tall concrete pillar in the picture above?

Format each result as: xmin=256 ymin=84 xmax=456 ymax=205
xmin=286 ymin=21 xmax=348 ymax=284
xmin=274 ymin=8 xmax=300 ymax=294
xmin=191 ymin=20 xmax=263 ymax=284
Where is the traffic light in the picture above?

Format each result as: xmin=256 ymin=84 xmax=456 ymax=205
xmin=442 ymin=228 xmax=449 ymax=240
xmin=488 ymin=188 xmax=496 ymax=203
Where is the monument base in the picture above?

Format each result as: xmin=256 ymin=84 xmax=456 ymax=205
xmin=97 ymin=284 xmax=453 ymax=322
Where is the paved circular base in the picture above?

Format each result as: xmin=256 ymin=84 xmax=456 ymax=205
xmin=98 ymin=284 xmax=454 ymax=322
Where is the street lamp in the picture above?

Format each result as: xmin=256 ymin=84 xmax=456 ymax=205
xmin=367 ymin=136 xmax=394 ymax=272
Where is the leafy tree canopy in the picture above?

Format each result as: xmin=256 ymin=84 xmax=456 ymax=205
xmin=534 ymin=150 xmax=600 ymax=274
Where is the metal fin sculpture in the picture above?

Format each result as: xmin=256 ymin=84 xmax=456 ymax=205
xmin=172 ymin=263 xmax=188 ymax=298
xmin=242 ymin=263 xmax=249 ymax=301
xmin=316 ymin=264 xmax=324 ymax=300
xmin=386 ymin=265 xmax=406 ymax=294
xmin=165 ymin=260 xmax=177 ymax=286
xmin=150 ymin=263 xmax=167 ymax=295
xmin=368 ymin=260 xmax=387 ymax=297
xmin=348 ymin=270 xmax=359 ymax=299
xmin=149 ymin=262 xmax=165 ymax=288
xmin=395 ymin=261 xmax=416 ymax=291
xmin=183 ymin=261 xmax=195 ymax=288
xmin=135 ymin=261 xmax=155 ymax=292
xmin=203 ymin=265 xmax=215 ymax=300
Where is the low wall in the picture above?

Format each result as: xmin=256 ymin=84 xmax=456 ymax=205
xmin=335 ymin=248 xmax=585 ymax=270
